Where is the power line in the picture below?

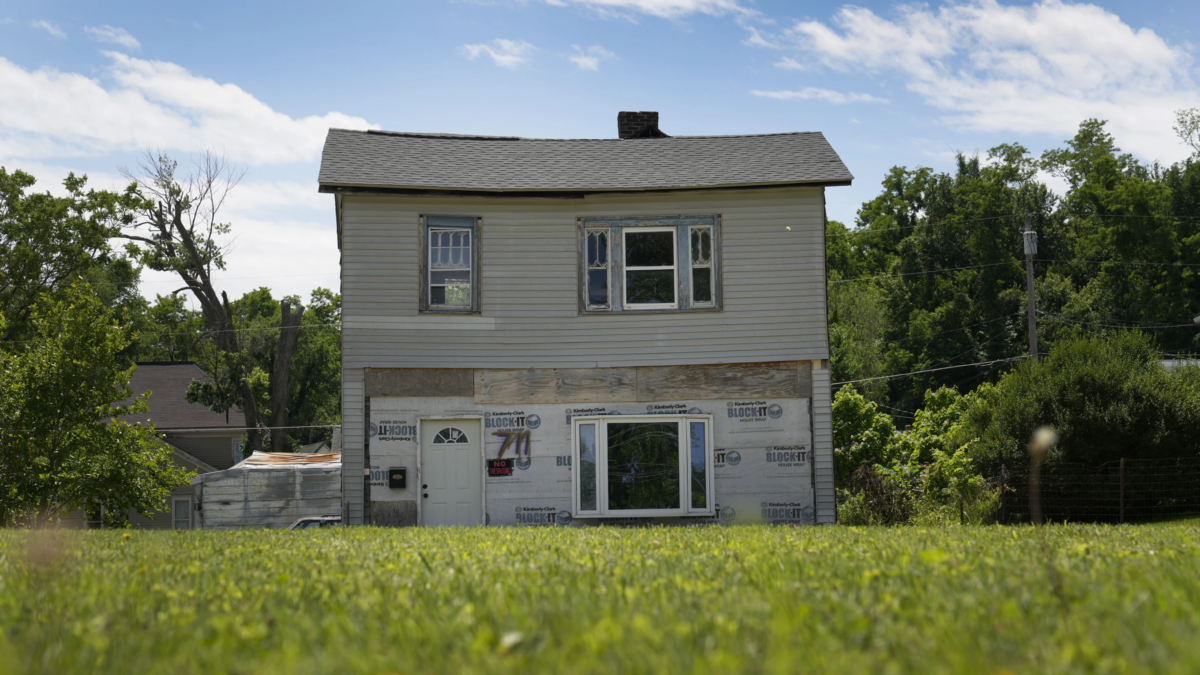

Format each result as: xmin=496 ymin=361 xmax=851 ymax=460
xmin=878 ymin=313 xmax=1022 ymax=349
xmin=1039 ymin=313 xmax=1200 ymax=330
xmin=1040 ymin=259 xmax=1200 ymax=268
xmin=1081 ymin=214 xmax=1200 ymax=220
xmin=157 ymin=424 xmax=340 ymax=432
xmin=832 ymin=356 xmax=1026 ymax=386
xmin=827 ymin=213 xmax=1021 ymax=239
xmin=0 ymin=320 xmax=340 ymax=346
xmin=831 ymin=260 xmax=1022 ymax=284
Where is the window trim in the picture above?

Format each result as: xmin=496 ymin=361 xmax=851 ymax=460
xmin=571 ymin=415 xmax=715 ymax=519
xmin=585 ymin=227 xmax=612 ymax=310
xmin=688 ymin=224 xmax=715 ymax=308
xmin=577 ymin=215 xmax=721 ymax=314
xmin=419 ymin=215 xmax=482 ymax=314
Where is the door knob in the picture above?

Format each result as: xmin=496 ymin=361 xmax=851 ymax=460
xmin=422 ymin=484 xmax=428 ymax=489
xmin=423 ymin=493 xmax=429 ymax=498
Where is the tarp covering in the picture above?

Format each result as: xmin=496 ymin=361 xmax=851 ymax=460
xmin=234 ymin=451 xmax=341 ymax=469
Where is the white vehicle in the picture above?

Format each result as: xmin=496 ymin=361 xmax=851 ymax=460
xmin=288 ymin=516 xmax=342 ymax=530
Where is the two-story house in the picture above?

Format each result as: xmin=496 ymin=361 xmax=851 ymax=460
xmin=318 ymin=111 xmax=851 ymax=527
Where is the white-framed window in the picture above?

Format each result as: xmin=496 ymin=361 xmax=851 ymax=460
xmin=579 ymin=216 xmax=720 ymax=313
xmin=172 ymin=498 xmax=192 ymax=530
xmin=571 ymin=415 xmax=714 ymax=518
xmin=622 ymin=227 xmax=677 ymax=309
xmin=422 ymin=216 xmax=480 ymax=313
xmin=585 ymin=228 xmax=611 ymax=309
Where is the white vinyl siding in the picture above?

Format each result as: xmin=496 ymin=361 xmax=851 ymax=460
xmin=339 ymin=187 xmax=829 ymax=368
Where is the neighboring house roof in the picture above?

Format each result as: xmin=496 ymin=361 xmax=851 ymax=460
xmin=169 ymin=445 xmax=219 ymax=474
xmin=318 ymin=129 xmax=853 ymax=194
xmin=124 ymin=362 xmax=245 ymax=431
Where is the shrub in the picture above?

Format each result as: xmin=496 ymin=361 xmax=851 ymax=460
xmin=832 ymin=386 xmax=896 ymax=488
xmin=964 ymin=331 xmax=1200 ymax=475
xmin=837 ymin=387 xmax=1000 ymax=525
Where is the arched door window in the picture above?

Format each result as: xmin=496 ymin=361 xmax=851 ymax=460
xmin=433 ymin=427 xmax=470 ymax=444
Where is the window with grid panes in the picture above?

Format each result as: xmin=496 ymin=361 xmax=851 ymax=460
xmin=580 ymin=216 xmax=719 ymax=313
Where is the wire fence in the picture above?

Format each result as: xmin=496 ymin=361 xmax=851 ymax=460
xmin=994 ymin=457 xmax=1200 ymax=524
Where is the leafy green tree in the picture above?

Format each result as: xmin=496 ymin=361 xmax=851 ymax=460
xmin=826 ymin=220 xmax=890 ymax=401
xmin=890 ymin=387 xmax=975 ymax=466
xmin=172 ymin=287 xmax=341 ymax=449
xmin=831 ymin=386 xmax=895 ymax=488
xmin=1041 ymin=119 xmax=1200 ymax=353
xmin=287 ymin=288 xmax=342 ymax=447
xmin=0 ymin=168 xmax=138 ymax=342
xmin=131 ymin=293 xmax=207 ymax=362
xmin=0 ymin=287 xmax=191 ymax=526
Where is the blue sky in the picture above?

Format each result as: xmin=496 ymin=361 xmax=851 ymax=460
xmin=2 ymin=0 xmax=1199 ymax=301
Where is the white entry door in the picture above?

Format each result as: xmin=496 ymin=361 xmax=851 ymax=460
xmin=420 ymin=419 xmax=483 ymax=526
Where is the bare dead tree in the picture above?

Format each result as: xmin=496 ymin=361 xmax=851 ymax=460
xmin=119 ymin=151 xmax=303 ymax=453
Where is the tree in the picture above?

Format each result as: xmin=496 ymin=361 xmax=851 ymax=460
xmin=1175 ymin=108 xmax=1200 ymax=156
xmin=159 ymin=287 xmax=341 ymax=449
xmin=0 ymin=168 xmax=137 ymax=342
xmin=286 ymin=288 xmax=342 ymax=447
xmin=0 ymin=287 xmax=191 ymax=527
xmin=120 ymin=152 xmax=304 ymax=453
xmin=831 ymin=386 xmax=895 ymax=488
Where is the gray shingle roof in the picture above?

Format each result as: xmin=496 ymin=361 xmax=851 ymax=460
xmin=123 ymin=362 xmax=244 ymax=430
xmin=318 ymin=129 xmax=853 ymax=193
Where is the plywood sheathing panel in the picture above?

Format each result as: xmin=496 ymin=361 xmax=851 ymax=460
xmin=636 ymin=361 xmax=811 ymax=401
xmin=365 ymin=368 xmax=473 ymax=397
xmin=475 ymin=368 xmax=638 ymax=404
xmin=364 ymin=361 xmax=811 ymax=404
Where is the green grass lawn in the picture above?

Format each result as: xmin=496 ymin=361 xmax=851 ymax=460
xmin=2 ymin=523 xmax=1199 ymax=674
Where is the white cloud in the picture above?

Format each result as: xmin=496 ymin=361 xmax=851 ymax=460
xmin=782 ymin=0 xmax=1200 ymax=162
xmin=32 ymin=20 xmax=66 ymax=39
xmin=569 ymin=45 xmax=616 ymax=71
xmin=742 ymin=25 xmax=778 ymax=48
xmin=85 ymin=25 xmax=141 ymax=50
xmin=0 ymin=52 xmax=375 ymax=165
xmin=751 ymin=87 xmax=889 ymax=104
xmin=543 ymin=0 xmax=750 ymax=20
xmin=461 ymin=39 xmax=535 ymax=69
xmin=773 ymin=56 xmax=805 ymax=71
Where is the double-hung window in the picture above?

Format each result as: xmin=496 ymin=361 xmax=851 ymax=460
xmin=580 ymin=216 xmax=720 ymax=312
xmin=571 ymin=415 xmax=714 ymax=518
xmin=421 ymin=216 xmax=480 ymax=313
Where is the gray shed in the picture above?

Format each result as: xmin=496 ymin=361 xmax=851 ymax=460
xmin=193 ymin=452 xmax=342 ymax=529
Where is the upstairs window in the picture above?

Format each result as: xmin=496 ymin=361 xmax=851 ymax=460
xmin=580 ymin=216 xmax=720 ymax=312
xmin=571 ymin=415 xmax=714 ymax=518
xmin=421 ymin=216 xmax=480 ymax=313
xmin=623 ymin=228 xmax=677 ymax=309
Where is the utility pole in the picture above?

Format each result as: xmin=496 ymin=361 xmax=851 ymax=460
xmin=1024 ymin=214 xmax=1039 ymax=361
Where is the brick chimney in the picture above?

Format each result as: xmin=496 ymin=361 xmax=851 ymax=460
xmin=617 ymin=111 xmax=668 ymax=139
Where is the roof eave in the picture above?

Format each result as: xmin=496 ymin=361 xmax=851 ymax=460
xmin=317 ymin=178 xmax=853 ymax=198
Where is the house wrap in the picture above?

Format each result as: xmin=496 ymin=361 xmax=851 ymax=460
xmin=319 ymin=111 xmax=852 ymax=527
